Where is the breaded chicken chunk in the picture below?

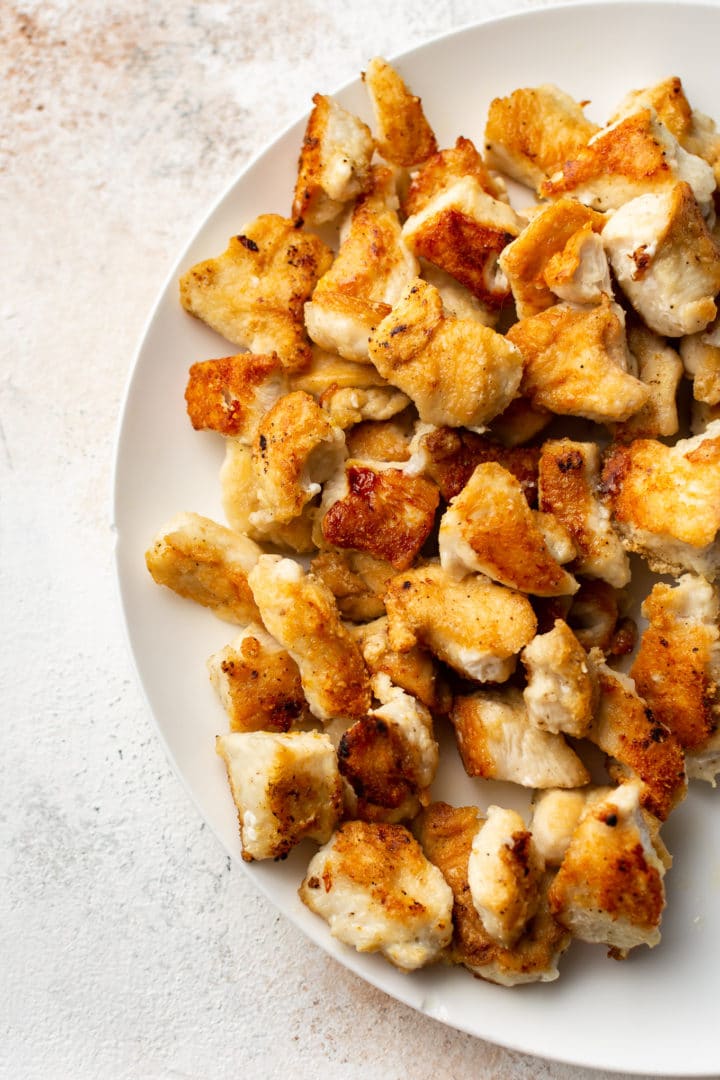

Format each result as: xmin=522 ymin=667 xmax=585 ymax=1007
xmin=484 ymin=84 xmax=598 ymax=192
xmin=630 ymin=574 xmax=720 ymax=753
xmin=184 ymin=353 xmax=286 ymax=441
xmin=216 ymin=730 xmax=342 ymax=861
xmin=145 ymin=511 xmax=261 ymax=623
xmin=179 ymin=215 xmax=333 ymax=371
xmin=403 ymin=135 xmax=506 ymax=217
xmin=368 ymin=279 xmax=523 ymax=430
xmin=601 ymin=420 xmax=720 ymax=578
xmin=401 ymin=177 xmax=523 ymax=308
xmin=310 ymin=549 xmax=394 ymax=622
xmin=521 ymin=619 xmax=598 ymax=738
xmin=602 ymin=183 xmax=720 ymax=337
xmin=548 ymin=782 xmax=666 ymax=950
xmin=319 ymin=385 xmax=411 ymax=429
xmin=439 ymin=462 xmax=578 ymax=596
xmin=363 ymin=57 xmax=438 ymax=167
xmin=530 ymin=789 xmax=590 ymax=867
xmin=385 ymin=564 xmax=537 ymax=683
xmin=506 ymin=298 xmax=649 ymax=424
xmin=468 ymin=806 xmax=544 ymax=948
xmin=613 ymin=326 xmax=683 ymax=441
xmin=538 ymin=439 xmax=631 ymax=587
xmin=416 ymin=802 xmax=571 ymax=985
xmin=207 ymin=622 xmax=310 ymax=733
xmin=344 ymin=415 xmax=414 ymax=462
xmin=450 ymin=687 xmax=590 ymax=789
xmin=248 ymin=555 xmax=371 ymax=722
xmin=407 ymin=424 xmax=540 ymax=503
xmin=299 ymin=820 xmax=454 ymax=971
xmin=349 ymin=617 xmax=449 ymax=712
xmin=292 ymin=93 xmax=375 ymax=226
xmin=680 ymin=317 xmax=720 ymax=406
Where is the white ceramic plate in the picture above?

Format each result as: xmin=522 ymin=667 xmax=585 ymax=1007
xmin=114 ymin=3 xmax=720 ymax=1073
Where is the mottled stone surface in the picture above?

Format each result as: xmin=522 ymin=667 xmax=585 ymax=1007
xmin=0 ymin=2 xmax=686 ymax=1078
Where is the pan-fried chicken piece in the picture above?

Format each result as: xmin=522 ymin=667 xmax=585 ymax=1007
xmin=344 ymin=416 xmax=414 ymax=462
xmin=685 ymin=728 xmax=720 ymax=784
xmin=602 ymin=183 xmax=720 ymax=337
xmin=612 ymin=326 xmax=683 ymax=441
xmin=530 ymin=789 xmax=591 ymax=867
xmin=542 ymin=223 xmax=613 ymax=308
xmin=521 ymin=619 xmax=598 ymax=738
xmin=288 ymin=345 xmax=390 ymax=396
xmin=601 ymin=421 xmax=720 ymax=578
xmin=401 ymin=177 xmax=523 ymax=308
xmin=299 ymin=820 xmax=453 ymax=971
xmin=562 ymin=578 xmax=636 ymax=655
xmin=368 ymin=279 xmax=523 ymax=430
xmin=419 ymin=262 xmax=498 ymax=328
xmin=310 ymin=550 xmax=394 ymax=622
xmin=630 ymin=574 xmax=720 ymax=753
xmin=179 ymin=215 xmax=333 ymax=371
xmin=385 ymin=564 xmax=537 ymax=683
xmin=251 ymin=391 xmax=346 ymax=529
xmin=248 ymin=555 xmax=371 ymax=722
xmin=468 ymin=806 xmax=544 ymax=948
xmin=363 ymin=57 xmax=437 ymax=167
xmin=349 ymin=618 xmax=449 ymax=712
xmin=484 ymin=84 xmax=598 ymax=192
xmin=145 ymin=512 xmax=261 ymax=623
xmin=680 ymin=318 xmax=720 ymax=405
xmin=439 ymin=462 xmax=578 ymax=596
xmin=500 ymin=199 xmax=608 ymax=319
xmin=506 ymin=298 xmax=649 ymax=424
xmin=586 ymin=659 xmax=686 ymax=821
xmin=450 ymin=687 xmax=590 ymax=789
xmin=407 ymin=424 xmax=540 ymax=503
xmin=319 ymin=385 xmax=411 ymax=429
xmin=538 ymin=439 xmax=631 ymax=588
xmin=216 ymin=730 xmax=342 ymax=861
xmin=416 ymin=802 xmax=571 ymax=984
xmin=208 ymin=622 xmax=311 ymax=732
xmin=292 ymin=93 xmax=375 ymax=225
xmin=691 ymin=399 xmax=720 ymax=435
xmin=318 ymin=459 xmax=439 ymax=571
xmin=184 ymin=353 xmax=287 ymax=441
xmin=305 ymin=166 xmax=419 ymax=362
xmin=548 ymin=782 xmax=666 ymax=950
xmin=541 ymin=109 xmax=716 ymax=214
xmin=487 ymin=396 xmax=553 ymax=448
xmin=403 ymin=135 xmax=506 ymax=217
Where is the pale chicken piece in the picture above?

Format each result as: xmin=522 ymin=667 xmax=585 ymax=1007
xmin=420 ymin=262 xmax=498 ymax=328
xmin=319 ymin=385 xmax=411 ymax=429
xmin=438 ymin=462 xmax=578 ymax=597
xmin=685 ymin=728 xmax=720 ymax=784
xmin=216 ymin=730 xmax=342 ymax=861
xmin=402 ymin=135 xmax=507 ymax=217
xmin=484 ymin=84 xmax=598 ymax=192
xmin=530 ymin=789 xmax=591 ymax=867
xmin=548 ymin=782 xmax=666 ymax=951
xmin=540 ymin=108 xmax=716 ymax=214
xmin=506 ymin=298 xmax=650 ymax=424
xmin=450 ymin=687 xmax=590 ymax=789
xmin=385 ymin=564 xmax=537 ymax=683
xmin=601 ymin=420 xmax=720 ymax=578
xmin=416 ymin=802 xmax=571 ymax=985
xmin=499 ymin=198 xmax=607 ymax=319
xmin=299 ymin=820 xmax=453 ymax=971
xmin=586 ymin=658 xmax=687 ymax=821
xmin=406 ymin=423 xmax=540 ymax=503
xmin=179 ymin=215 xmax=333 ymax=371
xmin=534 ymin=511 xmax=577 ymax=567
xmin=468 ymin=806 xmax=544 ymax=949
xmin=630 ymin=574 xmax=720 ymax=753
xmin=305 ymin=166 xmax=420 ymax=362
xmin=680 ymin=317 xmax=720 ymax=405
xmin=363 ymin=57 xmax=438 ymax=167
xmin=292 ymin=93 xmax=375 ymax=225
xmin=612 ymin=326 xmax=683 ymax=441
xmin=288 ymin=345 xmax=391 ymax=397
xmin=251 ymin=391 xmax=346 ymax=529
xmin=248 ymin=555 xmax=371 ymax=722
xmin=349 ymin=617 xmax=449 ymax=712
xmin=542 ymin=225 xmax=613 ymax=307
xmin=208 ymin=622 xmax=311 ymax=732
xmin=309 ymin=549 xmax=394 ymax=622
xmin=368 ymin=279 xmax=523 ymax=430
xmin=145 ymin=512 xmax=261 ymax=623
xmin=602 ymin=182 xmax=720 ymax=337
xmin=401 ymin=177 xmax=523 ymax=309
xmin=521 ymin=619 xmax=598 ymax=738
xmin=538 ymin=439 xmax=631 ymax=588
xmin=344 ymin=415 xmax=414 ymax=463
xmin=184 ymin=353 xmax=287 ymax=441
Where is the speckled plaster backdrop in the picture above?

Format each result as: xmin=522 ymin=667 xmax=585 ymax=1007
xmin=0 ymin=2 xmax=706 ymax=1078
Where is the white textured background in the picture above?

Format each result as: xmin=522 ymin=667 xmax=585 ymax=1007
xmin=0 ymin=2 xmax=702 ymax=1078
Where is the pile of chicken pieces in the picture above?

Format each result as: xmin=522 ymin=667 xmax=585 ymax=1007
xmin=146 ymin=59 xmax=720 ymax=985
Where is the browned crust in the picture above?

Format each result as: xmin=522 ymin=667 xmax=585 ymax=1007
xmin=403 ymin=136 xmax=503 ymax=217
xmin=185 ymin=353 xmax=282 ymax=436
xmin=420 ymin=426 xmax=540 ymax=504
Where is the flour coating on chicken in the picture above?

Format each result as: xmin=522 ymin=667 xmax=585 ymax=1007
xmin=403 ymin=135 xmax=506 ymax=218
xmin=363 ymin=57 xmax=438 ymax=167
xmin=680 ymin=317 xmax=720 ymax=405
xmin=613 ymin=326 xmax=683 ymax=441
xmin=184 ymin=353 xmax=287 ymax=441
xmin=350 ymin=617 xmax=448 ymax=712
xmin=522 ymin=619 xmax=598 ymax=738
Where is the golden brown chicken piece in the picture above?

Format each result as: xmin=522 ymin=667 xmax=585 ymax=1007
xmin=681 ymin=319 xmax=720 ymax=406
xmin=363 ymin=57 xmax=438 ymax=167
xmin=554 ymin=578 xmax=636 ymax=656
xmin=350 ymin=618 xmax=450 ymax=713
xmin=402 ymin=135 xmax=506 ymax=217
xmin=506 ymin=298 xmax=649 ymax=424
xmin=288 ymin=345 xmax=391 ymax=397
xmin=612 ymin=326 xmax=683 ymax=442
xmin=309 ymin=550 xmax=394 ymax=622
xmin=184 ymin=353 xmax=286 ymax=440
xmin=368 ymin=279 xmax=523 ymax=430
xmin=487 ymin=396 xmax=553 ymax=448
xmin=439 ymin=462 xmax=578 ymax=596
xmin=416 ymin=802 xmax=571 ymax=985
xmin=319 ymin=386 xmax=411 ymax=431
xmin=485 ymin=84 xmax=598 ymax=192
xmin=601 ymin=421 xmax=720 ymax=578
xmin=292 ymin=93 xmax=375 ymax=225
xmin=344 ymin=416 xmax=414 ymax=462
xmin=530 ymin=788 xmax=591 ymax=867
xmin=248 ymin=555 xmax=371 ymax=722
xmin=179 ymin=215 xmax=333 ymax=371
xmin=521 ymin=619 xmax=598 ymax=738
xmin=385 ymin=563 xmax=537 ymax=683
xmin=408 ymin=424 xmax=540 ymax=503
xmin=145 ymin=512 xmax=261 ymax=623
